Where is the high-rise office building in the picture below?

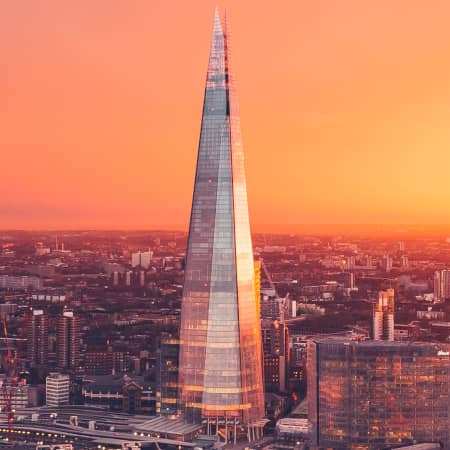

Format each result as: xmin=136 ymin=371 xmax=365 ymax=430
xmin=27 ymin=309 xmax=48 ymax=367
xmin=434 ymin=269 xmax=450 ymax=303
xmin=308 ymin=339 xmax=450 ymax=449
xmin=57 ymin=311 xmax=80 ymax=371
xmin=178 ymin=10 xmax=265 ymax=436
xmin=261 ymin=319 xmax=289 ymax=393
xmin=373 ymin=288 xmax=395 ymax=341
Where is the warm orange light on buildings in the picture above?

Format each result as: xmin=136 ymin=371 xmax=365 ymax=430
xmin=2 ymin=1 xmax=450 ymax=230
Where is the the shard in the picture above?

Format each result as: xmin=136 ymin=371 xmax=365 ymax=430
xmin=178 ymin=9 xmax=265 ymax=430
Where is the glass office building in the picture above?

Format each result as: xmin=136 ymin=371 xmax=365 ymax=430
xmin=177 ymin=10 xmax=265 ymax=429
xmin=308 ymin=339 xmax=450 ymax=449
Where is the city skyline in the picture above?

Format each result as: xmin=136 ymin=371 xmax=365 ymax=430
xmin=3 ymin=1 xmax=450 ymax=229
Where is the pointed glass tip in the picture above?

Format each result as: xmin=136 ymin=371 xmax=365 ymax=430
xmin=213 ymin=6 xmax=223 ymax=34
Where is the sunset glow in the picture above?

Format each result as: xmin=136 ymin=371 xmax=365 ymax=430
xmin=2 ymin=0 xmax=450 ymax=230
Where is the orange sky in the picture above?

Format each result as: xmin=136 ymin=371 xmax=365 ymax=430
xmin=2 ymin=0 xmax=450 ymax=230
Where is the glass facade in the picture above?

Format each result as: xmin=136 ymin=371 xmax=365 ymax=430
xmin=178 ymin=11 xmax=264 ymax=425
xmin=308 ymin=339 xmax=450 ymax=449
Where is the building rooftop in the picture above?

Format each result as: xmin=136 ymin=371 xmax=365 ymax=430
xmin=135 ymin=415 xmax=203 ymax=436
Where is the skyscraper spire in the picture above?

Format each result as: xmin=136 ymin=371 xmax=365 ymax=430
xmin=178 ymin=9 xmax=265 ymax=431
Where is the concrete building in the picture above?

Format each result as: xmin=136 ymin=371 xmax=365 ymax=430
xmin=46 ymin=373 xmax=70 ymax=407
xmin=57 ymin=311 xmax=80 ymax=371
xmin=27 ymin=309 xmax=48 ymax=367
xmin=0 ymin=275 xmax=42 ymax=290
xmin=0 ymin=377 xmax=29 ymax=409
xmin=131 ymin=251 xmax=153 ymax=269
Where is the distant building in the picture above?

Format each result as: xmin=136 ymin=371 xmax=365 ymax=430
xmin=31 ymin=293 xmax=66 ymax=303
xmin=46 ymin=372 xmax=70 ymax=407
xmin=373 ymin=288 xmax=395 ymax=341
xmin=401 ymin=255 xmax=409 ymax=268
xmin=112 ymin=271 xmax=120 ymax=286
xmin=26 ymin=264 xmax=55 ymax=278
xmin=308 ymin=339 xmax=450 ymax=449
xmin=139 ymin=270 xmax=146 ymax=287
xmin=417 ymin=308 xmax=445 ymax=321
xmin=434 ymin=269 xmax=450 ymax=303
xmin=103 ymin=262 xmax=125 ymax=276
xmin=0 ymin=303 xmax=17 ymax=319
xmin=35 ymin=246 xmax=51 ymax=256
xmin=382 ymin=254 xmax=393 ymax=272
xmin=57 ymin=311 xmax=80 ymax=371
xmin=0 ymin=275 xmax=42 ymax=291
xmin=342 ymin=272 xmax=355 ymax=289
xmin=131 ymin=251 xmax=153 ymax=269
xmin=27 ymin=309 xmax=48 ymax=367
xmin=343 ymin=256 xmax=355 ymax=271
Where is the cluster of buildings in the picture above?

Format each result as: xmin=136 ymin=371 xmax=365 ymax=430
xmin=3 ymin=9 xmax=450 ymax=450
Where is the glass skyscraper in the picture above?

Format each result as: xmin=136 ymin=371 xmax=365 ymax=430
xmin=308 ymin=339 xmax=450 ymax=449
xmin=178 ymin=10 xmax=265 ymax=430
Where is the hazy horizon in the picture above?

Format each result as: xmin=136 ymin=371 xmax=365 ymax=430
xmin=3 ymin=223 xmax=450 ymax=238
xmin=2 ymin=1 xmax=450 ymax=228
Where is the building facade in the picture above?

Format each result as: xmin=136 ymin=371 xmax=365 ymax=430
xmin=308 ymin=339 xmax=450 ymax=449
xmin=0 ymin=377 xmax=29 ymax=409
xmin=178 ymin=10 xmax=264 ymax=434
xmin=434 ymin=269 xmax=450 ymax=303
xmin=27 ymin=309 xmax=48 ymax=367
xmin=46 ymin=373 xmax=70 ymax=407
xmin=373 ymin=288 xmax=395 ymax=340
xmin=131 ymin=251 xmax=153 ymax=269
xmin=158 ymin=336 xmax=179 ymax=415
xmin=262 ymin=319 xmax=289 ymax=393
xmin=57 ymin=311 xmax=80 ymax=371
xmin=0 ymin=275 xmax=42 ymax=291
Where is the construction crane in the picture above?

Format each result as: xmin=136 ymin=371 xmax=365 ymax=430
xmin=260 ymin=259 xmax=289 ymax=323
xmin=1 ymin=318 xmax=19 ymax=438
